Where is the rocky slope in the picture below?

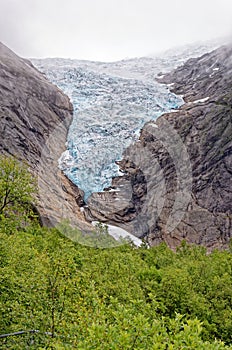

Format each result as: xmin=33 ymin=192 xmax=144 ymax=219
xmin=0 ymin=42 xmax=92 ymax=232
xmin=85 ymin=45 xmax=232 ymax=250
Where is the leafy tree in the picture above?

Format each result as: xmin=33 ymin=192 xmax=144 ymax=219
xmin=0 ymin=155 xmax=36 ymax=229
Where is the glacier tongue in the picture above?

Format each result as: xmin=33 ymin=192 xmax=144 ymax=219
xmin=33 ymin=50 xmax=215 ymax=200
xmin=32 ymin=60 xmax=183 ymax=200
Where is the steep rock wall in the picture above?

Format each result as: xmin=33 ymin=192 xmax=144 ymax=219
xmin=0 ymin=42 xmax=91 ymax=232
xmin=85 ymin=45 xmax=232 ymax=250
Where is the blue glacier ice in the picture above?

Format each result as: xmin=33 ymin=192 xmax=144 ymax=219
xmin=33 ymin=44 xmax=218 ymax=200
xmin=66 ymin=76 xmax=181 ymax=200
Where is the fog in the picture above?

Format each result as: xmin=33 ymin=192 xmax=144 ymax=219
xmin=0 ymin=0 xmax=232 ymax=61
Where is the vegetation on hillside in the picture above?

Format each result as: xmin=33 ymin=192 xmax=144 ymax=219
xmin=0 ymin=156 xmax=232 ymax=349
xmin=0 ymin=155 xmax=36 ymax=232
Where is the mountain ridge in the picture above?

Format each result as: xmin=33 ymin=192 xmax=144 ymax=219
xmin=85 ymin=44 xmax=232 ymax=250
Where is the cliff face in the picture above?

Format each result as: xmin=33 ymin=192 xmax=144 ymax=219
xmin=0 ymin=42 xmax=91 ymax=232
xmin=85 ymin=45 xmax=232 ymax=250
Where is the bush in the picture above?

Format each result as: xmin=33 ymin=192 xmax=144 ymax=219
xmin=0 ymin=155 xmax=36 ymax=231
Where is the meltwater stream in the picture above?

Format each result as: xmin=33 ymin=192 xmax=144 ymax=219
xmin=33 ymin=56 xmax=189 ymax=200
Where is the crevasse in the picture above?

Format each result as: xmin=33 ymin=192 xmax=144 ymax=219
xmin=33 ymin=59 xmax=184 ymax=200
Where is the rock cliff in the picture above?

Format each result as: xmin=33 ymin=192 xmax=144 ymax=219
xmin=0 ymin=42 xmax=91 ymax=232
xmin=85 ymin=45 xmax=232 ymax=250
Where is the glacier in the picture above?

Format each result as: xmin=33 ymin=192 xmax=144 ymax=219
xmin=32 ymin=42 xmax=219 ymax=200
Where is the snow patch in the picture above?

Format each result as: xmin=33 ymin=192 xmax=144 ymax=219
xmin=193 ymin=97 xmax=209 ymax=104
xmin=156 ymin=74 xmax=165 ymax=79
xmin=92 ymin=221 xmax=143 ymax=246
xmin=107 ymin=224 xmax=143 ymax=247
xmin=150 ymin=121 xmax=158 ymax=128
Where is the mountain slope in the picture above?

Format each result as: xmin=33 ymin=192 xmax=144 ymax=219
xmin=85 ymin=45 xmax=232 ymax=250
xmin=0 ymin=42 xmax=91 ymax=232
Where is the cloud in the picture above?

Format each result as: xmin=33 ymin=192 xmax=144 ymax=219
xmin=0 ymin=0 xmax=232 ymax=60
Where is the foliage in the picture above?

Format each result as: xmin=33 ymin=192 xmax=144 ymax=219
xmin=0 ymin=155 xmax=36 ymax=231
xmin=0 ymin=156 xmax=232 ymax=349
xmin=1 ymin=225 xmax=232 ymax=349
xmin=57 ymin=220 xmax=125 ymax=248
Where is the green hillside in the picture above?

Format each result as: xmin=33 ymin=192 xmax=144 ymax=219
xmin=0 ymin=156 xmax=232 ymax=349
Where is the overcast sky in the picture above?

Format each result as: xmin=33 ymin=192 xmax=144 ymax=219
xmin=1 ymin=0 xmax=232 ymax=61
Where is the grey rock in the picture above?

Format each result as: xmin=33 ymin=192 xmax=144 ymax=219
xmin=0 ymin=42 xmax=92 ymax=233
xmin=85 ymin=45 xmax=232 ymax=250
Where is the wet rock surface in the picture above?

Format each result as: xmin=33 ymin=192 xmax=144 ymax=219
xmin=85 ymin=45 xmax=232 ymax=250
xmin=0 ymin=42 xmax=92 ymax=232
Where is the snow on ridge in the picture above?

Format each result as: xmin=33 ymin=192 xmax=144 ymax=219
xmin=193 ymin=97 xmax=209 ymax=104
